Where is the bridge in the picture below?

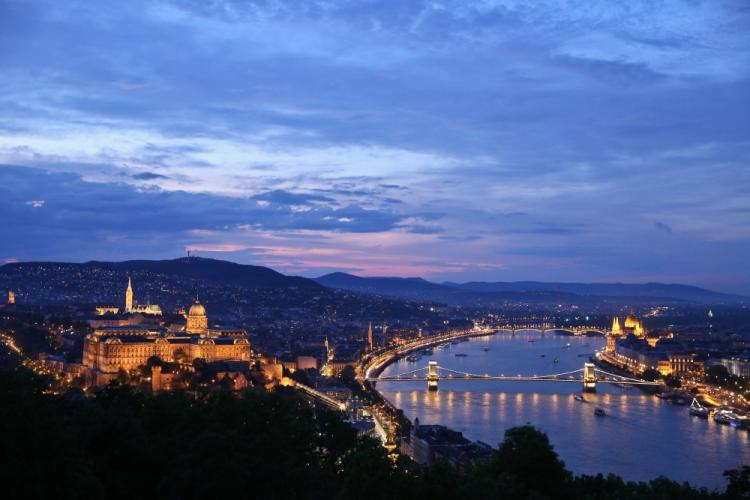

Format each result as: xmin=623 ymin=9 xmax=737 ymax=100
xmin=370 ymin=361 xmax=660 ymax=392
xmin=495 ymin=327 xmax=609 ymax=336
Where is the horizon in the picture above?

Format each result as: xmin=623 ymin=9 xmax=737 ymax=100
xmin=1 ymin=254 xmax=742 ymax=296
xmin=1 ymin=1 xmax=749 ymax=294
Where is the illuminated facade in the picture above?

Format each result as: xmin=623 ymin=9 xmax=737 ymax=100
xmin=84 ymin=292 xmax=251 ymax=386
xmin=125 ymin=277 xmax=134 ymax=312
xmin=611 ymin=316 xmax=622 ymax=335
xmin=8 ymin=290 xmax=15 ymax=305
xmin=611 ymin=313 xmax=645 ymax=337
xmin=186 ymin=299 xmax=209 ymax=334
xmin=367 ymin=322 xmax=374 ymax=352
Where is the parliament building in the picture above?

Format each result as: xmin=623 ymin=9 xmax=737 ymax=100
xmin=83 ymin=278 xmax=251 ymax=386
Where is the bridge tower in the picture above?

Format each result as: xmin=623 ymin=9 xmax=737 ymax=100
xmin=583 ymin=362 xmax=597 ymax=392
xmin=427 ymin=361 xmax=439 ymax=391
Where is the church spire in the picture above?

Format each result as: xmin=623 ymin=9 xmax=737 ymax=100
xmin=367 ymin=322 xmax=374 ymax=352
xmin=125 ymin=276 xmax=134 ymax=313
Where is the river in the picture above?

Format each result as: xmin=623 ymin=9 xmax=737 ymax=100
xmin=376 ymin=331 xmax=749 ymax=490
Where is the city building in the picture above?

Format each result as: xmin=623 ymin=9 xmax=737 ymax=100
xmin=721 ymin=356 xmax=750 ymax=378
xmin=83 ymin=280 xmax=251 ymax=386
xmin=8 ymin=290 xmax=15 ymax=305
xmin=611 ymin=314 xmax=646 ymax=337
xmin=400 ymin=419 xmax=493 ymax=470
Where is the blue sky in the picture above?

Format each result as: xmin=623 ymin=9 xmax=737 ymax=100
xmin=1 ymin=0 xmax=749 ymax=293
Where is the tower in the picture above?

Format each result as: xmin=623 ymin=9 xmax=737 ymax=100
xmin=367 ymin=322 xmax=373 ymax=352
xmin=125 ymin=277 xmax=133 ymax=313
xmin=606 ymin=334 xmax=616 ymax=354
xmin=7 ymin=290 xmax=15 ymax=305
xmin=611 ymin=316 xmax=622 ymax=335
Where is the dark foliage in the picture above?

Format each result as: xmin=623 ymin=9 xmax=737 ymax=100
xmin=0 ymin=369 xmax=743 ymax=500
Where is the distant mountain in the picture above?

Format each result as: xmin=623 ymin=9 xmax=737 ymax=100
xmin=0 ymin=257 xmax=322 ymax=313
xmin=316 ymin=273 xmax=745 ymax=305
xmin=94 ymin=257 xmax=320 ymax=289
xmin=449 ymin=281 xmax=742 ymax=303
xmin=315 ymin=272 xmax=458 ymax=299
xmin=2 ymin=257 xmax=320 ymax=290
xmin=315 ymin=273 xmax=578 ymax=305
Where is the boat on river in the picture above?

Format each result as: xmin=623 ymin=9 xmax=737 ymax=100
xmin=595 ymin=407 xmax=606 ymax=417
xmin=563 ymin=343 xmax=572 ymax=349
xmin=574 ymin=394 xmax=586 ymax=402
xmin=689 ymin=399 xmax=711 ymax=418
xmin=406 ymin=354 xmax=420 ymax=363
xmin=455 ymin=353 xmax=468 ymax=357
xmin=713 ymin=410 xmax=747 ymax=428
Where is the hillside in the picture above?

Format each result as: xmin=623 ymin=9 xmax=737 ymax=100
xmin=316 ymin=273 xmax=745 ymax=305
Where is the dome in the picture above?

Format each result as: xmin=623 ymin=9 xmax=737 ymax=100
xmin=624 ymin=314 xmax=639 ymax=328
xmin=188 ymin=301 xmax=206 ymax=317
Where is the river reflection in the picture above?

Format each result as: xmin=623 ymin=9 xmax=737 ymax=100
xmin=377 ymin=332 xmax=749 ymax=490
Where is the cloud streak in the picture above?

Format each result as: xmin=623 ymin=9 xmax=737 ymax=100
xmin=0 ymin=1 xmax=748 ymax=293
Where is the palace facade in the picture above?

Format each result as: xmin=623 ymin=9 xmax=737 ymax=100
xmin=83 ymin=279 xmax=251 ymax=386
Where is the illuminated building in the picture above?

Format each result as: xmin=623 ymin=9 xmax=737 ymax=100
xmin=95 ymin=306 xmax=120 ymax=316
xmin=185 ymin=298 xmax=209 ymax=334
xmin=611 ymin=316 xmax=622 ymax=335
xmin=83 ymin=286 xmax=251 ymax=386
xmin=125 ymin=276 xmax=134 ymax=312
xmin=367 ymin=321 xmax=374 ymax=352
xmin=605 ymin=334 xmax=617 ymax=353
xmin=7 ymin=290 xmax=15 ymax=305
xmin=610 ymin=313 xmax=646 ymax=337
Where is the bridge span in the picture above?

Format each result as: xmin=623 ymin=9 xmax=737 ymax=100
xmin=370 ymin=361 xmax=660 ymax=392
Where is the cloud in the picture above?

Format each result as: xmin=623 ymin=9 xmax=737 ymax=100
xmin=0 ymin=1 xmax=749 ymax=292
xmin=132 ymin=172 xmax=169 ymax=180
xmin=654 ymin=221 xmax=672 ymax=233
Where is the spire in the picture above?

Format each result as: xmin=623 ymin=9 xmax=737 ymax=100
xmin=125 ymin=275 xmax=134 ymax=313
xmin=367 ymin=321 xmax=374 ymax=352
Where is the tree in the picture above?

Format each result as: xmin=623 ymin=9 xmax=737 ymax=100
xmin=173 ymin=348 xmax=188 ymax=364
xmin=491 ymin=425 xmax=572 ymax=498
xmin=642 ymin=368 xmax=661 ymax=382
xmin=725 ymin=466 xmax=750 ymax=500
xmin=146 ymin=355 xmax=162 ymax=368
xmin=706 ymin=365 xmax=729 ymax=386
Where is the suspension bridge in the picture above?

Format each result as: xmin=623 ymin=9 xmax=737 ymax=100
xmin=370 ymin=361 xmax=661 ymax=392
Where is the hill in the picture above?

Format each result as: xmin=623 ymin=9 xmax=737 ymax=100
xmin=316 ymin=273 xmax=745 ymax=305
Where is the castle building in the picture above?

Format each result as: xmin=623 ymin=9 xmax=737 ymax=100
xmin=83 ymin=281 xmax=251 ymax=387
xmin=186 ymin=298 xmax=209 ymax=334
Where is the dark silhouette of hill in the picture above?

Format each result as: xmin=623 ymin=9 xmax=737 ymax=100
xmin=1 ymin=257 xmax=320 ymax=290
xmin=316 ymin=273 xmax=745 ymax=304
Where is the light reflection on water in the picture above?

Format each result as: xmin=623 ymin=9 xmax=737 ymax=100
xmin=377 ymin=332 xmax=749 ymax=490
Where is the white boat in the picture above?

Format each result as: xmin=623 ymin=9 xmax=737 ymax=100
xmin=689 ymin=398 xmax=710 ymax=418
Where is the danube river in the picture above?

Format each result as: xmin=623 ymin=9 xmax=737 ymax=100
xmin=377 ymin=331 xmax=749 ymax=490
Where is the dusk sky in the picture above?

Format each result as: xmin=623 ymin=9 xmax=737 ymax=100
xmin=1 ymin=1 xmax=748 ymax=293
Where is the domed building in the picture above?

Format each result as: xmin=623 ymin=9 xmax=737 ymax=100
xmin=186 ymin=298 xmax=209 ymax=334
xmin=611 ymin=313 xmax=645 ymax=337
xmin=83 ymin=289 xmax=251 ymax=387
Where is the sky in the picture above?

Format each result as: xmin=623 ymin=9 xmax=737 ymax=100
xmin=0 ymin=0 xmax=749 ymax=293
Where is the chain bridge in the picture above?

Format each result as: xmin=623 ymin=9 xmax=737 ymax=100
xmin=370 ymin=361 xmax=660 ymax=392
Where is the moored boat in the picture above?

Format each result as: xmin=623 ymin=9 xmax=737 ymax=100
xmin=689 ymin=398 xmax=711 ymax=418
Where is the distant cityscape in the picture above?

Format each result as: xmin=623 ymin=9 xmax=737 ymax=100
xmin=1 ymin=257 xmax=748 ymax=484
